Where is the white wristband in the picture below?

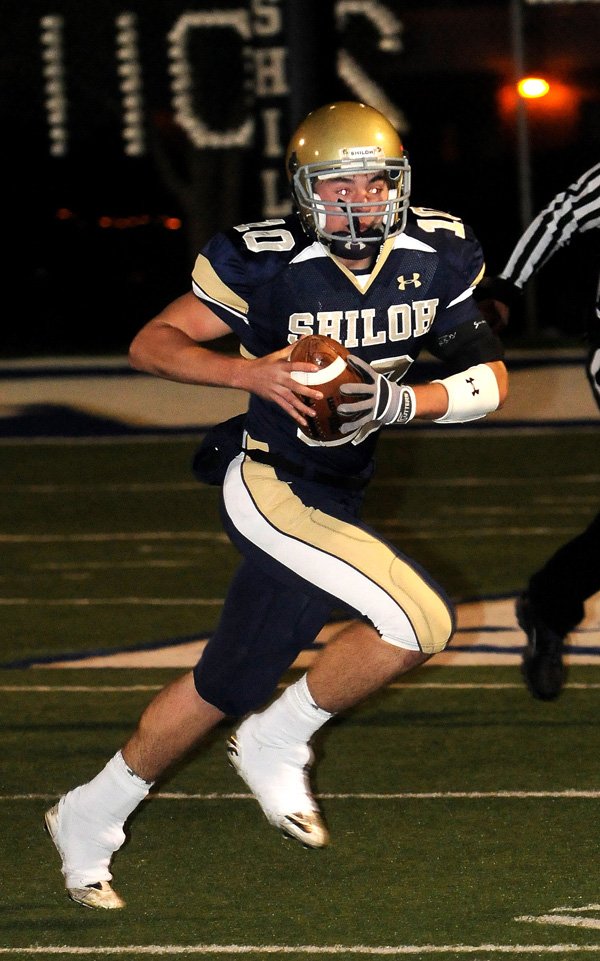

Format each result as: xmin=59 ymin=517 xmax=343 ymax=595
xmin=433 ymin=364 xmax=499 ymax=423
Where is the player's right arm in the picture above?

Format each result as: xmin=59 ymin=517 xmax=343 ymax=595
xmin=129 ymin=291 xmax=321 ymax=428
xmin=130 ymin=291 xmax=244 ymax=386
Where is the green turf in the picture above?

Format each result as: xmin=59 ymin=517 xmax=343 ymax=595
xmin=1 ymin=430 xmax=597 ymax=663
xmin=2 ymin=668 xmax=600 ymax=957
xmin=1 ymin=430 xmax=598 ymax=957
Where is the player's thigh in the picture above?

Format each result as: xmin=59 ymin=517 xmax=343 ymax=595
xmin=222 ymin=455 xmax=454 ymax=654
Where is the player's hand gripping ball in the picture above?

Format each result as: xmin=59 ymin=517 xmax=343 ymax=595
xmin=289 ymin=335 xmax=366 ymax=442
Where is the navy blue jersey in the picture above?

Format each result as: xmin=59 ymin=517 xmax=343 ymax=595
xmin=191 ymin=207 xmax=503 ymax=477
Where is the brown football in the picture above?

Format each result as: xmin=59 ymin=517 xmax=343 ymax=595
xmin=289 ymin=335 xmax=366 ymax=442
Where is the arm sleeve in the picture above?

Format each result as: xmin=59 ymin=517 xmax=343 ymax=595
xmin=419 ymin=217 xmax=504 ymax=370
xmin=500 ymin=163 xmax=600 ymax=290
xmin=428 ymin=315 xmax=505 ymax=372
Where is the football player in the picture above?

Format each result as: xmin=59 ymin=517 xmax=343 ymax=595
xmin=475 ymin=162 xmax=600 ymax=700
xmin=45 ymin=101 xmax=508 ymax=909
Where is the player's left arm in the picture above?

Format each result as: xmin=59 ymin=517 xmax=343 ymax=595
xmin=339 ymin=354 xmax=506 ymax=430
xmin=410 ymin=212 xmax=508 ymax=420
xmin=339 ymin=306 xmax=508 ymax=429
xmin=340 ymin=215 xmax=507 ymax=430
xmin=422 ymin=297 xmax=508 ymax=422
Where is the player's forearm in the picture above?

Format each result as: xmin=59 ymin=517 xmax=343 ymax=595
xmin=129 ymin=321 xmax=247 ymax=388
xmin=416 ymin=360 xmax=507 ymax=422
xmin=411 ymin=381 xmax=451 ymax=420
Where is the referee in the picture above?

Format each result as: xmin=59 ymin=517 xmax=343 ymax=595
xmin=476 ymin=162 xmax=600 ymax=700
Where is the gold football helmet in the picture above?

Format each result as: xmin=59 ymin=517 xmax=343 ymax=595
xmin=286 ymin=101 xmax=410 ymax=257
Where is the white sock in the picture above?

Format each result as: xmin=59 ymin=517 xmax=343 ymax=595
xmin=59 ymin=752 xmax=154 ymax=887
xmin=254 ymin=674 xmax=334 ymax=748
xmin=66 ymin=750 xmax=153 ymax=825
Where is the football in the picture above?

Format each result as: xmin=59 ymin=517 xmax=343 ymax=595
xmin=289 ymin=335 xmax=365 ymax=442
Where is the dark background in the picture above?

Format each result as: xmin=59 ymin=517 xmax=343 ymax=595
xmin=3 ymin=0 xmax=599 ymax=356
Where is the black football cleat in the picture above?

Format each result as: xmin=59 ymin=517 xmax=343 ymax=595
xmin=516 ymin=592 xmax=566 ymax=701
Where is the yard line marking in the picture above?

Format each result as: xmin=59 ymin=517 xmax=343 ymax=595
xmin=0 ymin=435 xmax=206 ymax=447
xmin=518 ymin=915 xmax=600 ymax=930
xmin=0 ymin=482 xmax=201 ymax=492
xmin=0 ymin=531 xmax=228 ymax=543
xmin=155 ymin=791 xmax=600 ymax=800
xmin=0 ymin=685 xmax=165 ymax=692
xmin=1 ymin=943 xmax=600 ymax=955
xmin=0 ymin=526 xmax=588 ymax=543
xmin=378 ymin=525 xmax=583 ymax=538
xmin=0 ymin=598 xmax=223 ymax=606
xmin=441 ymin=505 xmax=594 ymax=516
xmin=2 ymin=475 xmax=599 ymax=492
xmin=551 ymin=907 xmax=600 ymax=914
xmin=4 ymin=683 xmax=600 ymax=693
xmin=373 ymin=474 xmax=600 ymax=487
xmin=33 ymin=560 xmax=196 ymax=570
xmin=5 ymin=790 xmax=600 ymax=801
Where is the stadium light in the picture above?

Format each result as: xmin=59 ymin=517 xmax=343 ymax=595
xmin=517 ymin=76 xmax=550 ymax=98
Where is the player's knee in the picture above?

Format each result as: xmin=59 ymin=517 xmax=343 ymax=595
xmin=416 ymin=598 xmax=454 ymax=654
xmin=380 ymin=619 xmax=451 ymax=655
xmin=379 ymin=559 xmax=454 ymax=654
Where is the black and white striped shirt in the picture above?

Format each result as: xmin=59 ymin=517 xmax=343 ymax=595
xmin=500 ymin=163 xmax=600 ymax=317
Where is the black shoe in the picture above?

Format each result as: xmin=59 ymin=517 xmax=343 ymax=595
xmin=516 ymin=593 xmax=566 ymax=700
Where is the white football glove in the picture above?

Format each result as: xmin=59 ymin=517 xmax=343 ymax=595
xmin=338 ymin=355 xmax=416 ymax=435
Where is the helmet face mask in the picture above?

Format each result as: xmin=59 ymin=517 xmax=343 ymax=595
xmin=286 ymin=102 xmax=410 ymax=258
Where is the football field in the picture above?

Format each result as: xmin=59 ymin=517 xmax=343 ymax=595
xmin=1 ymin=427 xmax=600 ymax=959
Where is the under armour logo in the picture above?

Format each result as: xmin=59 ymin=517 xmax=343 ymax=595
xmin=466 ymin=376 xmax=479 ymax=397
xmin=345 ymin=240 xmax=366 ymax=251
xmin=397 ymin=273 xmax=421 ymax=290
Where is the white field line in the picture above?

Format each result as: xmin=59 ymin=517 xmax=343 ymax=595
xmin=374 ymin=475 xmax=600 ymax=487
xmin=0 ymin=422 xmax=597 ymax=448
xmin=3 ymin=683 xmax=600 ymax=693
xmin=0 ymin=527 xmax=587 ymax=544
xmin=441 ymin=505 xmax=595 ymax=516
xmin=143 ymin=790 xmax=600 ymax=800
xmin=9 ymin=495 xmax=596 ymax=515
xmin=0 ymin=435 xmax=206 ymax=447
xmin=32 ymin=560 xmax=198 ymax=570
xmin=0 ymin=482 xmax=202 ymax=492
xmin=1 ymin=475 xmax=599 ymax=491
xmin=545 ymin=907 xmax=600 ymax=913
xmin=0 ymin=598 xmax=223 ymax=606
xmin=518 ymin=916 xmax=600 ymax=930
xmin=2 ymin=942 xmax=600 ymax=955
xmin=0 ymin=532 xmax=228 ymax=543
xmin=5 ymin=789 xmax=600 ymax=802
xmin=0 ymin=685 xmax=167 ymax=692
